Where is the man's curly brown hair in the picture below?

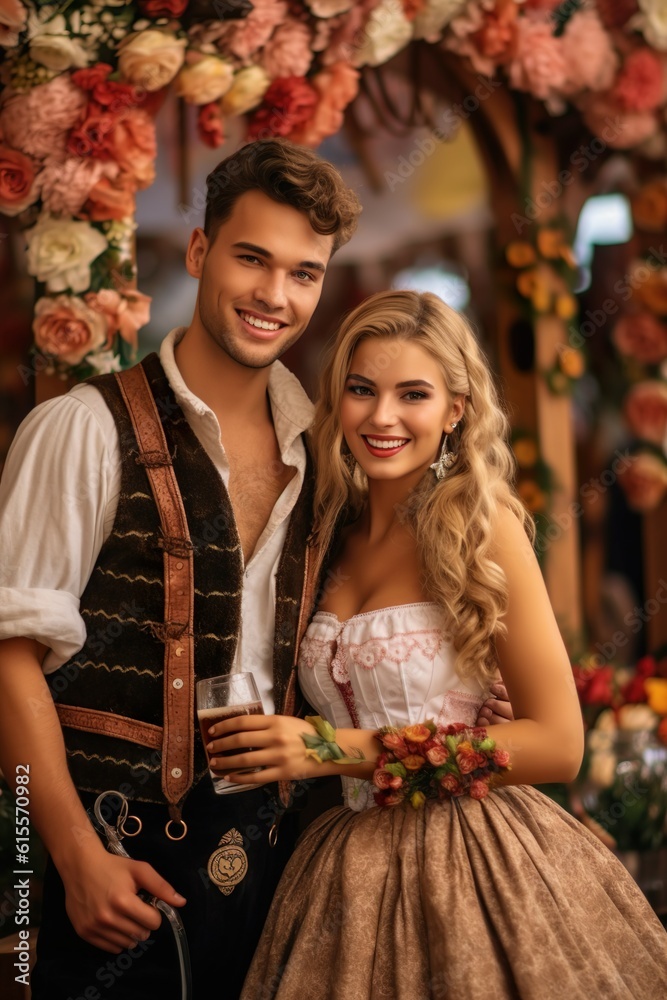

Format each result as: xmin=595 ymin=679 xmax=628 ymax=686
xmin=204 ymin=139 xmax=361 ymax=256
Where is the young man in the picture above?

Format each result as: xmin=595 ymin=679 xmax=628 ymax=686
xmin=0 ymin=139 xmax=510 ymax=998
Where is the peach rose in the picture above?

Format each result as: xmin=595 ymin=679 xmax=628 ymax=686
xmin=0 ymin=145 xmax=39 ymax=216
xmin=402 ymin=754 xmax=426 ymax=772
xmin=579 ymin=92 xmax=659 ymax=149
xmin=0 ymin=0 xmax=26 ymax=48
xmin=222 ymin=0 xmax=288 ymax=61
xmin=624 ymin=381 xmax=667 ymax=445
xmin=117 ymin=30 xmax=187 ymax=92
xmin=469 ymin=778 xmax=490 ymax=800
xmin=380 ymin=731 xmax=409 ymax=759
xmin=84 ymin=175 xmax=136 ymax=222
xmin=425 ymin=744 xmax=449 ymax=767
xmin=402 ymin=723 xmax=431 ymax=744
xmin=618 ymin=451 xmax=667 ymax=513
xmin=85 ymin=288 xmax=151 ymax=351
xmin=612 ymin=313 xmax=667 ymax=364
xmin=440 ymin=773 xmax=464 ymax=796
xmin=290 ymin=61 xmax=359 ymax=147
xmin=492 ymin=747 xmax=511 ymax=768
xmin=33 ymin=294 xmax=107 ymax=365
xmin=634 ymin=266 xmax=667 ymax=316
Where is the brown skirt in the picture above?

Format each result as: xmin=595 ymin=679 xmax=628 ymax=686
xmin=241 ymin=785 xmax=667 ymax=1000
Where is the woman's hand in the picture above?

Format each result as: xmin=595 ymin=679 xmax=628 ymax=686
xmin=476 ymin=682 xmax=514 ymax=726
xmin=205 ymin=714 xmax=321 ymax=785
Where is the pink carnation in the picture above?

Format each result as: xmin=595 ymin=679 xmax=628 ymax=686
xmin=39 ymin=157 xmax=108 ymax=217
xmin=0 ymin=76 xmax=87 ymax=160
xmin=224 ymin=0 xmax=288 ymax=61
xmin=579 ymin=92 xmax=659 ymax=150
xmin=610 ymin=49 xmax=665 ymax=113
xmin=260 ymin=19 xmax=313 ymax=80
xmin=319 ymin=2 xmax=380 ymax=67
xmin=562 ymin=10 xmax=619 ymax=97
xmin=445 ymin=1 xmax=505 ymax=79
xmin=0 ymin=0 xmax=26 ymax=49
xmin=507 ymin=18 xmax=568 ymax=102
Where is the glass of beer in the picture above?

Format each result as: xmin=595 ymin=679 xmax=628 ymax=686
xmin=196 ymin=672 xmax=264 ymax=795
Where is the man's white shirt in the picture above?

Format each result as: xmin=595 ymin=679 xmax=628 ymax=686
xmin=0 ymin=328 xmax=314 ymax=713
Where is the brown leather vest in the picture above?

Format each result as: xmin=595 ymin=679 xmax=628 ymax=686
xmin=48 ymin=354 xmax=317 ymax=815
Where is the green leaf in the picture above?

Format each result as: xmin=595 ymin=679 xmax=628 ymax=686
xmin=385 ymin=762 xmax=407 ymax=779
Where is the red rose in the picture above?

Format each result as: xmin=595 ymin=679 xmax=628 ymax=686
xmin=67 ymin=107 xmax=117 ymax=160
xmin=426 ymin=745 xmax=449 ymax=767
xmin=139 ymin=0 xmax=188 ymax=15
xmin=442 ymin=722 xmax=467 ymax=736
xmin=374 ymin=789 xmax=403 ymax=807
xmin=470 ymin=778 xmax=490 ymax=800
xmin=455 ymin=742 xmax=479 ymax=774
xmin=658 ymin=717 xmax=667 ymax=746
xmin=197 ymin=102 xmax=225 ymax=150
xmin=247 ymin=76 xmax=318 ymax=140
xmin=492 ymin=748 xmax=511 ymax=768
xmin=440 ymin=774 xmax=464 ymax=797
xmin=72 ymin=64 xmax=114 ymax=93
xmin=637 ymin=656 xmax=658 ymax=678
xmin=621 ymin=675 xmax=647 ymax=704
xmin=373 ymin=769 xmax=394 ymax=790
xmin=585 ymin=665 xmax=615 ymax=706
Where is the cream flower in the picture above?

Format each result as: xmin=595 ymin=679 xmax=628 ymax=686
xmin=118 ymin=30 xmax=187 ymax=92
xmin=87 ymin=349 xmax=124 ymax=374
xmin=39 ymin=157 xmax=109 ymax=217
xmin=353 ymin=0 xmax=413 ymax=68
xmin=633 ymin=0 xmax=667 ymax=51
xmin=588 ymin=750 xmax=617 ymax=789
xmin=305 ymin=0 xmax=353 ymax=16
xmin=28 ymin=13 xmax=89 ymax=72
xmin=412 ymin=0 xmax=469 ymax=43
xmin=25 ymin=215 xmax=108 ymax=294
xmin=617 ymin=703 xmax=660 ymax=731
xmin=220 ymin=66 xmax=270 ymax=116
xmin=175 ymin=56 xmax=234 ymax=104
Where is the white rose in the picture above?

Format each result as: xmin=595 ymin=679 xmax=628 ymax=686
xmin=633 ymin=0 xmax=667 ymax=51
xmin=28 ymin=13 xmax=89 ymax=71
xmin=305 ymin=0 xmax=354 ymax=15
xmin=617 ymin=703 xmax=660 ymax=731
xmin=352 ymin=0 xmax=413 ymax=68
xmin=412 ymin=0 xmax=469 ymax=43
xmin=118 ymin=30 xmax=187 ymax=92
xmin=220 ymin=66 xmax=270 ymax=116
xmin=25 ymin=215 xmax=108 ymax=294
xmin=87 ymin=349 xmax=123 ymax=374
xmin=175 ymin=56 xmax=234 ymax=105
xmin=588 ymin=750 xmax=617 ymax=789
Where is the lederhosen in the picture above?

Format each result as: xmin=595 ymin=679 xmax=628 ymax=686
xmin=31 ymin=355 xmax=321 ymax=1000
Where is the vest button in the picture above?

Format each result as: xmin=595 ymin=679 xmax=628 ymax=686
xmin=176 ymin=561 xmax=184 ymax=570
xmin=171 ymin=767 xmax=182 ymax=778
xmin=177 ymin=589 xmax=185 ymax=597
xmin=173 ymin=678 xmax=184 ymax=689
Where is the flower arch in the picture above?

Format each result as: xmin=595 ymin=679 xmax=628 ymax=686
xmin=1 ymin=1 xmax=666 ymax=619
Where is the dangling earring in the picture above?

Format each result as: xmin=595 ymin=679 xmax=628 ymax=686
xmin=430 ymin=423 xmax=457 ymax=481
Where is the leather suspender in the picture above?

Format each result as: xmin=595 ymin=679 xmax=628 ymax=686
xmin=115 ymin=363 xmax=195 ymax=823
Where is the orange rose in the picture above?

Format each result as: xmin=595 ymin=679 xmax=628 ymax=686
xmin=290 ymin=62 xmax=359 ymax=148
xmin=513 ymin=438 xmax=538 ymax=468
xmin=33 ymin=294 xmax=107 ymax=366
xmin=0 ymin=145 xmax=39 ymax=216
xmin=402 ymin=754 xmax=425 ymax=772
xmin=107 ymin=109 xmax=157 ymax=190
xmin=537 ymin=228 xmax=566 ymax=260
xmin=558 ymin=346 xmax=585 ymax=378
xmin=518 ymin=480 xmax=548 ymax=513
xmin=634 ymin=267 xmax=667 ymax=316
xmin=402 ymin=724 xmax=431 ymax=744
xmin=506 ymin=241 xmax=536 ymax=268
xmin=84 ymin=175 xmax=136 ymax=222
xmin=631 ymin=179 xmax=667 ymax=233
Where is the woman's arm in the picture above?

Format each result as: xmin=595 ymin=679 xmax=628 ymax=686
xmin=479 ymin=505 xmax=584 ymax=784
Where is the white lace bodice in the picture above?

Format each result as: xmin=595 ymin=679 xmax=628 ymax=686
xmin=298 ymin=602 xmax=487 ymax=810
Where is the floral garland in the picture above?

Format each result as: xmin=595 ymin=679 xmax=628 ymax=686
xmin=1 ymin=1 xmax=667 ymax=376
xmin=611 ymin=177 xmax=667 ymax=513
xmin=372 ymin=720 xmax=511 ymax=808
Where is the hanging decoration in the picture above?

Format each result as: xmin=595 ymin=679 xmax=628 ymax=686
xmin=1 ymin=1 xmax=667 ymax=377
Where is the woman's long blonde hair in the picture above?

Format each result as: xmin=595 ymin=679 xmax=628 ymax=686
xmin=310 ymin=289 xmax=534 ymax=686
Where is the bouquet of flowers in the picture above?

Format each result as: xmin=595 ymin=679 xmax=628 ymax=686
xmin=373 ymin=720 xmax=511 ymax=809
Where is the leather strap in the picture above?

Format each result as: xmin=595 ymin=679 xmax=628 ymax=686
xmin=116 ymin=363 xmax=195 ymax=819
xmin=56 ymin=705 xmax=163 ymax=749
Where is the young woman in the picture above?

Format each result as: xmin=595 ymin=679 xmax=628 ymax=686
xmin=210 ymin=291 xmax=667 ymax=999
